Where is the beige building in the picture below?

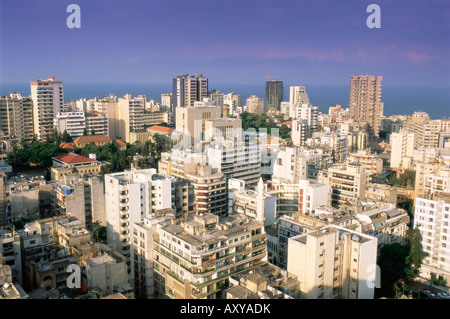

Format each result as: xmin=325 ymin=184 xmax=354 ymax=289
xmin=321 ymin=164 xmax=367 ymax=208
xmin=0 ymin=93 xmax=34 ymax=144
xmin=287 ymin=225 xmax=378 ymax=299
xmin=51 ymin=174 xmax=106 ymax=228
xmin=349 ymin=75 xmax=383 ymax=139
xmin=153 ymin=212 xmax=267 ymax=299
xmin=50 ymin=153 xmax=105 ymax=180
xmin=348 ymin=150 xmax=383 ymax=183
xmin=245 ymin=95 xmax=264 ymax=115
xmin=365 ymin=183 xmax=398 ymax=204
xmin=30 ymin=77 xmax=64 ymax=140
xmin=226 ymin=262 xmax=300 ymax=299
xmin=175 ymin=105 xmax=221 ymax=143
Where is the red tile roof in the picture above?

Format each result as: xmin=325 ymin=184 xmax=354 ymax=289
xmin=147 ymin=125 xmax=174 ymax=133
xmin=53 ymin=153 xmax=97 ymax=165
xmin=113 ymin=139 xmax=126 ymax=146
xmin=59 ymin=142 xmax=75 ymax=150
xmin=73 ymin=135 xmax=112 ymax=144
xmin=277 ymin=121 xmax=292 ymax=126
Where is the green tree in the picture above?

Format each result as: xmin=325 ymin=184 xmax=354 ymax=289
xmin=405 ymin=228 xmax=427 ymax=269
xmin=279 ymin=124 xmax=291 ymax=139
xmin=20 ymin=138 xmax=27 ymax=149
xmin=376 ymin=243 xmax=410 ymax=298
xmin=91 ymin=128 xmax=96 ymax=136
xmin=83 ymin=128 xmax=88 ymax=136
xmin=62 ymin=130 xmax=72 ymax=143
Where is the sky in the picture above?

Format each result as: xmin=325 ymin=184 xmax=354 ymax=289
xmin=0 ymin=0 xmax=449 ymax=88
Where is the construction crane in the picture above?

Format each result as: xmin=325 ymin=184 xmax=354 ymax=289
xmin=265 ymin=75 xmax=278 ymax=82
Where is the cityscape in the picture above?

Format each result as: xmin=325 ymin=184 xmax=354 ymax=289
xmin=0 ymin=0 xmax=449 ymax=307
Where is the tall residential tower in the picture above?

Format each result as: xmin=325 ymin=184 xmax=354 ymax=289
xmin=349 ymin=75 xmax=383 ymax=139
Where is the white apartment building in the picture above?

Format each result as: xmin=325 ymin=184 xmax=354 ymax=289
xmin=414 ymin=193 xmax=450 ymax=284
xmin=85 ymin=111 xmax=109 ymax=136
xmin=424 ymin=169 xmax=450 ymax=196
xmin=287 ymin=225 xmax=378 ymax=299
xmin=272 ymin=146 xmax=307 ymax=184
xmin=289 ymin=86 xmax=310 ymax=119
xmin=294 ymin=103 xmax=318 ymax=138
xmin=390 ymin=129 xmax=416 ymax=169
xmin=54 ymin=111 xmax=85 ymax=137
xmin=105 ymin=169 xmax=175 ymax=263
xmin=298 ymin=179 xmax=331 ymax=215
xmin=292 ymin=119 xmax=309 ymax=146
xmin=30 ymin=76 xmax=64 ymax=140
xmin=228 ymin=178 xmax=276 ymax=227
xmin=205 ymin=139 xmax=261 ymax=186
xmin=161 ymin=93 xmax=173 ymax=111
xmin=131 ymin=213 xmax=174 ymax=299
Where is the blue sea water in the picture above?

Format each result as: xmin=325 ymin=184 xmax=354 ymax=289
xmin=1 ymin=82 xmax=449 ymax=119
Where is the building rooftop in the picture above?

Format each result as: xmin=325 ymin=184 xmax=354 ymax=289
xmin=59 ymin=142 xmax=76 ymax=150
xmin=73 ymin=135 xmax=112 ymax=144
xmin=53 ymin=153 xmax=97 ymax=165
xmin=147 ymin=125 xmax=174 ymax=133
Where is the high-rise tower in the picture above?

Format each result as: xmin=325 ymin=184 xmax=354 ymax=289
xmin=349 ymin=75 xmax=383 ymax=138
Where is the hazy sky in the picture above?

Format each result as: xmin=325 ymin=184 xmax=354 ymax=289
xmin=1 ymin=0 xmax=449 ymax=87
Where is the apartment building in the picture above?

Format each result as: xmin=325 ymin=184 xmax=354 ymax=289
xmin=265 ymin=80 xmax=283 ymax=112
xmin=185 ymin=164 xmax=227 ymax=217
xmin=355 ymin=206 xmax=410 ymax=247
xmin=161 ymin=93 xmax=173 ymax=112
xmin=152 ymin=212 xmax=267 ymax=299
xmin=0 ymin=93 xmax=34 ymax=143
xmin=298 ymin=179 xmax=331 ymax=215
xmin=228 ymin=178 xmax=276 ymax=227
xmin=289 ymin=86 xmax=310 ymax=118
xmin=274 ymin=210 xmax=355 ymax=269
xmin=424 ymin=169 xmax=450 ymax=196
xmin=173 ymin=74 xmax=208 ymax=125
xmin=53 ymin=111 xmax=85 ymax=137
xmin=287 ymin=225 xmax=378 ymax=299
xmin=105 ymin=169 xmax=175 ymax=263
xmin=85 ymin=111 xmax=109 ymax=136
xmin=175 ymin=104 xmax=222 ymax=143
xmin=82 ymin=250 xmax=131 ymax=298
xmin=226 ymin=262 xmax=300 ymax=299
xmin=272 ymin=146 xmax=307 ymax=184
xmin=30 ymin=77 xmax=64 ymax=140
xmin=131 ymin=213 xmax=175 ymax=299
xmin=294 ymin=103 xmax=319 ymax=139
xmin=322 ymin=164 xmax=367 ymax=208
xmin=349 ymin=75 xmax=383 ymax=139
xmin=205 ymin=139 xmax=261 ymax=186
xmin=364 ymin=183 xmax=398 ymax=204
xmin=51 ymin=174 xmax=106 ymax=228
xmin=390 ymin=129 xmax=416 ymax=169
xmin=348 ymin=150 xmax=384 ymax=183
xmin=114 ymin=94 xmax=146 ymax=142
xmin=0 ymin=228 xmax=22 ymax=286
xmin=414 ymin=193 xmax=450 ymax=284
xmin=245 ymin=95 xmax=264 ymax=115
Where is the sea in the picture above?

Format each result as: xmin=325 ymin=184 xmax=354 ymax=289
xmin=1 ymin=82 xmax=449 ymax=119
